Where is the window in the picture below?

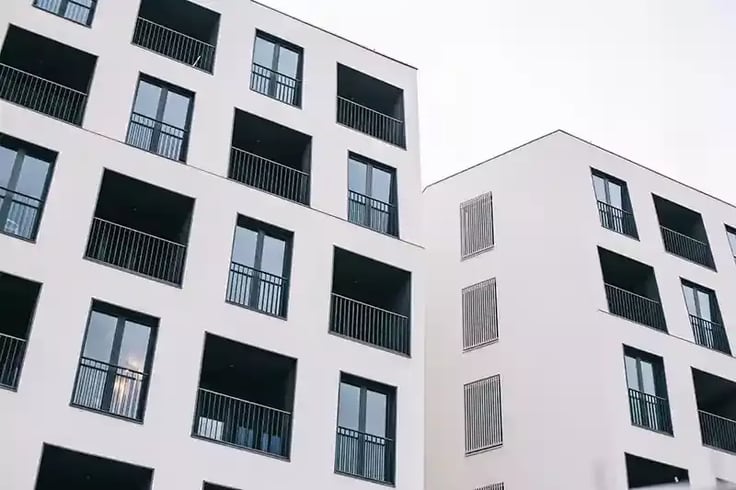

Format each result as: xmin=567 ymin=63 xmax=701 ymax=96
xmin=71 ymin=302 xmax=157 ymax=422
xmin=462 ymin=278 xmax=498 ymax=350
xmin=653 ymin=195 xmax=714 ymax=269
xmin=681 ymin=280 xmax=730 ymax=354
xmin=33 ymin=0 xmax=97 ymax=26
xmin=335 ymin=374 xmax=396 ymax=484
xmin=251 ymin=32 xmax=303 ymax=107
xmin=592 ymin=169 xmax=637 ymax=238
xmin=464 ymin=375 xmax=502 ymax=454
xmin=623 ymin=347 xmax=672 ymax=434
xmin=127 ymin=76 xmax=194 ymax=162
xmin=460 ymin=191 xmax=494 ymax=259
xmin=226 ymin=216 xmax=293 ymax=318
xmin=347 ymin=154 xmax=398 ymax=236
xmin=727 ymin=226 xmax=736 ymax=260
xmin=0 ymin=135 xmax=56 ymax=241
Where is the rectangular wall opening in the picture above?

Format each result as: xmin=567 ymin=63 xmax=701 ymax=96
xmin=654 ymin=195 xmax=714 ymax=268
xmin=693 ymin=368 xmax=736 ymax=454
xmin=0 ymin=272 xmax=40 ymax=390
xmin=625 ymin=453 xmax=688 ymax=488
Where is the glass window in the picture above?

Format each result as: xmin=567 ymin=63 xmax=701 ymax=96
xmin=608 ymin=181 xmax=623 ymax=208
xmin=592 ymin=175 xmax=606 ymax=202
xmin=232 ymin=227 xmax=258 ymax=267
xmin=625 ymin=355 xmax=639 ymax=390
xmin=133 ymin=80 xmax=162 ymax=118
xmin=0 ymin=145 xmax=15 ymax=189
xmin=14 ymin=156 xmax=50 ymax=199
xmin=118 ymin=320 xmax=151 ymax=372
xmin=277 ymin=46 xmax=299 ymax=78
xmin=365 ymin=390 xmax=387 ymax=437
xmin=371 ymin=167 xmax=393 ymax=204
xmin=260 ymin=235 xmax=286 ymax=276
xmin=82 ymin=310 xmax=117 ymax=362
xmin=624 ymin=351 xmax=664 ymax=397
xmin=253 ymin=37 xmax=276 ymax=67
xmin=338 ymin=382 xmax=361 ymax=430
xmin=727 ymin=228 xmax=736 ymax=256
xmin=163 ymin=91 xmax=191 ymax=129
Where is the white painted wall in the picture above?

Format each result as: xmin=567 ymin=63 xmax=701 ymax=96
xmin=424 ymin=131 xmax=736 ymax=490
xmin=0 ymin=1 xmax=424 ymax=488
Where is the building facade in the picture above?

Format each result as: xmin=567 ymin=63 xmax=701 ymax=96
xmin=424 ymin=131 xmax=736 ymax=490
xmin=0 ymin=1 xmax=425 ymax=489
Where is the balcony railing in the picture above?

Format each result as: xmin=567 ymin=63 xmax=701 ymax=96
xmin=335 ymin=426 xmax=394 ymax=484
xmin=193 ymin=388 xmax=291 ymax=458
xmin=0 ymin=187 xmax=43 ymax=240
xmin=132 ymin=17 xmax=215 ymax=73
xmin=228 ymin=147 xmax=309 ymax=205
xmin=604 ymin=284 xmax=667 ymax=331
xmin=71 ymin=357 xmax=148 ymax=421
xmin=337 ymin=96 xmax=405 ymax=148
xmin=85 ymin=217 xmax=187 ymax=285
xmin=689 ymin=315 xmax=731 ymax=355
xmin=660 ymin=226 xmax=714 ymax=268
xmin=127 ymin=112 xmax=188 ymax=162
xmin=330 ymin=293 xmax=410 ymax=355
xmin=628 ymin=388 xmax=673 ymax=434
xmin=0 ymin=63 xmax=87 ymax=125
xmin=700 ymin=410 xmax=736 ymax=454
xmin=348 ymin=191 xmax=398 ymax=237
xmin=33 ymin=0 xmax=96 ymax=26
xmin=226 ymin=261 xmax=288 ymax=318
xmin=0 ymin=333 xmax=26 ymax=390
xmin=597 ymin=201 xmax=637 ymax=238
xmin=250 ymin=63 xmax=301 ymax=106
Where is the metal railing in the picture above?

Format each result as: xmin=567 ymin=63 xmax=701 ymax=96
xmin=597 ymin=201 xmax=637 ymax=238
xmin=689 ymin=315 xmax=731 ymax=354
xmin=348 ymin=191 xmax=398 ymax=237
xmin=628 ymin=388 xmax=673 ymax=434
xmin=330 ymin=293 xmax=410 ymax=355
xmin=132 ymin=17 xmax=216 ymax=73
xmin=226 ymin=261 xmax=288 ymax=318
xmin=335 ymin=426 xmax=394 ymax=484
xmin=0 ymin=187 xmax=43 ymax=240
xmin=228 ymin=147 xmax=309 ymax=205
xmin=0 ymin=63 xmax=87 ymax=125
xmin=699 ymin=410 xmax=736 ymax=454
xmin=250 ymin=63 xmax=301 ymax=106
xmin=85 ymin=217 xmax=187 ymax=285
xmin=127 ymin=112 xmax=188 ymax=162
xmin=604 ymin=284 xmax=667 ymax=331
xmin=193 ymin=388 xmax=291 ymax=458
xmin=660 ymin=226 xmax=714 ymax=268
xmin=0 ymin=333 xmax=26 ymax=389
xmin=71 ymin=357 xmax=148 ymax=421
xmin=33 ymin=0 xmax=95 ymax=26
xmin=337 ymin=96 xmax=406 ymax=148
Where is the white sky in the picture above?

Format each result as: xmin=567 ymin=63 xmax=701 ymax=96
xmin=261 ymin=0 xmax=736 ymax=203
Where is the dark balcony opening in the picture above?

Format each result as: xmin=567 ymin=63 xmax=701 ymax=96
xmin=134 ymin=0 xmax=220 ymax=73
xmin=693 ymin=369 xmax=736 ymax=454
xmin=654 ymin=195 xmax=714 ymax=268
xmin=337 ymin=64 xmax=406 ymax=148
xmin=0 ymin=26 xmax=96 ymax=125
xmin=331 ymin=247 xmax=411 ymax=355
xmin=335 ymin=373 xmax=396 ymax=485
xmin=33 ymin=0 xmax=97 ymax=27
xmin=193 ymin=333 xmax=296 ymax=458
xmin=0 ymin=272 xmax=40 ymax=390
xmin=251 ymin=32 xmax=303 ymax=107
xmin=682 ymin=280 xmax=731 ymax=354
xmin=592 ymin=169 xmax=638 ymax=238
xmin=85 ymin=170 xmax=194 ymax=285
xmin=599 ymin=248 xmax=666 ymax=331
xmin=204 ymin=484 xmax=239 ymax=490
xmin=625 ymin=453 xmax=688 ymax=489
xmin=35 ymin=444 xmax=152 ymax=490
xmin=226 ymin=215 xmax=293 ymax=318
xmin=229 ymin=110 xmax=311 ymax=205
xmin=624 ymin=346 xmax=672 ymax=434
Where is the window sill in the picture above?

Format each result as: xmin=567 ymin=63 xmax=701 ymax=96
xmin=224 ymin=299 xmax=288 ymax=321
xmin=70 ymin=402 xmax=145 ymax=425
xmin=463 ymin=338 xmax=499 ymax=353
xmin=327 ymin=330 xmax=411 ymax=358
xmin=334 ymin=469 xmax=395 ymax=487
xmin=465 ymin=443 xmax=503 ymax=457
xmin=190 ymin=434 xmax=290 ymax=462
xmin=461 ymin=245 xmax=495 ymax=261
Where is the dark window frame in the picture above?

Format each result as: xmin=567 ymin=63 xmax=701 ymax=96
xmin=726 ymin=225 xmax=736 ymax=259
xmin=681 ymin=279 xmax=720 ymax=323
xmin=591 ymin=168 xmax=638 ymax=238
xmin=0 ymin=135 xmax=56 ymax=242
xmin=347 ymin=152 xmax=398 ymax=236
xmin=33 ymin=0 xmax=98 ymax=27
xmin=251 ymin=31 xmax=304 ymax=107
xmin=623 ymin=346 xmax=672 ymax=434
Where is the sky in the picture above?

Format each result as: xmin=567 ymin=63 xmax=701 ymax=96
xmin=261 ymin=0 xmax=736 ymax=203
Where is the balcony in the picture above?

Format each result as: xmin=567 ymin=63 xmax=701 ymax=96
xmin=597 ymin=201 xmax=637 ymax=238
xmin=348 ymin=153 xmax=398 ymax=237
xmin=625 ymin=453 xmax=688 ymax=489
xmin=0 ymin=272 xmax=40 ymax=391
xmin=693 ymin=368 xmax=736 ymax=454
xmin=33 ymin=0 xmax=97 ymax=26
xmin=330 ymin=248 xmax=411 ymax=355
xmin=192 ymin=334 xmax=296 ymax=459
xmin=250 ymin=32 xmax=303 ymax=107
xmin=229 ymin=110 xmax=311 ymax=205
xmin=35 ymin=444 xmax=153 ymax=490
xmin=592 ymin=169 xmax=638 ymax=239
xmin=690 ymin=316 xmax=731 ymax=355
xmin=654 ymin=195 xmax=715 ymax=269
xmin=85 ymin=170 xmax=193 ymax=286
xmin=0 ymin=26 xmax=96 ymax=125
xmin=628 ymin=388 xmax=672 ymax=434
xmin=337 ymin=64 xmax=406 ymax=148
xmin=133 ymin=0 xmax=220 ymax=73
xmin=336 ymin=427 xmax=395 ymax=484
xmin=599 ymin=248 xmax=666 ymax=331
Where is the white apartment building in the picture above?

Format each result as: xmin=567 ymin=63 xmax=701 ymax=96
xmin=424 ymin=131 xmax=736 ymax=490
xmin=0 ymin=1 xmax=425 ymax=488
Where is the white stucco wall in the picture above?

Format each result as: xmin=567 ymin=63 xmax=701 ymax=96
xmin=424 ymin=131 xmax=736 ymax=490
xmin=0 ymin=1 xmax=425 ymax=489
